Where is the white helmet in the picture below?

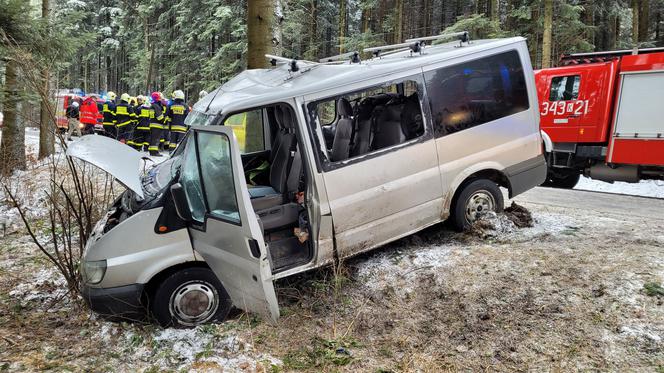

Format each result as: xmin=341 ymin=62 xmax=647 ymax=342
xmin=71 ymin=101 xmax=79 ymax=108
xmin=199 ymin=90 xmax=208 ymax=98
xmin=173 ymin=90 xmax=185 ymax=100
xmin=107 ymin=91 xmax=116 ymax=100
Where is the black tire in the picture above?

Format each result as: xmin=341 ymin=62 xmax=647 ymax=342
xmin=151 ymin=267 xmax=231 ymax=328
xmin=451 ymin=179 xmax=504 ymax=232
xmin=543 ymin=170 xmax=580 ymax=189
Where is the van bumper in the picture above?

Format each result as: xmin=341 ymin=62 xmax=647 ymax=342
xmin=505 ymin=154 xmax=548 ymax=198
xmin=81 ymin=283 xmax=147 ymax=322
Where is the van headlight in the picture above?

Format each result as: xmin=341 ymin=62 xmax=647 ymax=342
xmin=82 ymin=260 xmax=107 ymax=284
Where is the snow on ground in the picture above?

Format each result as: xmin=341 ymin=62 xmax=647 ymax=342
xmin=575 ymin=175 xmax=664 ymax=198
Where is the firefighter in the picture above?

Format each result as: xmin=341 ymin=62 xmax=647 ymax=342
xmin=132 ymin=96 xmax=151 ymax=151
xmin=65 ymin=101 xmax=81 ymax=141
xmin=79 ymin=96 xmax=99 ymax=134
xmin=115 ymin=93 xmax=135 ymax=144
xmin=160 ymin=97 xmax=170 ymax=150
xmin=165 ymin=90 xmax=189 ymax=151
xmin=148 ymin=92 xmax=165 ymax=156
xmin=102 ymin=91 xmax=117 ymax=138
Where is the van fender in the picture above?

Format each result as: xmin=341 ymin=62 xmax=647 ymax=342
xmin=135 ymin=246 xmax=203 ymax=285
xmin=540 ymin=130 xmax=553 ymax=153
xmin=443 ymin=160 xmax=508 ymax=212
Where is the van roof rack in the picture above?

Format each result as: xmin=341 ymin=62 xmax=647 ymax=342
xmin=364 ymin=31 xmax=470 ymax=58
xmin=319 ymin=51 xmax=361 ymax=64
xmin=560 ymin=47 xmax=664 ymax=65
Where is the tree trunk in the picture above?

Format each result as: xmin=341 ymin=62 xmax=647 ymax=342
xmin=338 ymin=0 xmax=347 ymax=53
xmin=0 ymin=59 xmax=26 ymax=176
xmin=490 ymin=0 xmax=499 ymax=22
xmin=632 ymin=0 xmax=640 ymax=46
xmin=396 ymin=0 xmax=404 ymax=43
xmin=309 ymin=0 xmax=318 ymax=57
xmin=247 ymin=0 xmax=275 ymax=68
xmin=39 ymin=0 xmax=54 ymax=159
xmin=541 ymin=0 xmax=553 ymax=68
xmin=639 ymin=0 xmax=649 ymax=42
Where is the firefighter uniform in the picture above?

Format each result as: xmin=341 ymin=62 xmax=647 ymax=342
xmin=148 ymin=101 xmax=165 ymax=156
xmin=160 ymin=101 xmax=169 ymax=150
xmin=133 ymin=103 xmax=152 ymax=151
xmin=165 ymin=98 xmax=189 ymax=150
xmin=101 ymin=100 xmax=117 ymax=138
xmin=115 ymin=98 xmax=135 ymax=144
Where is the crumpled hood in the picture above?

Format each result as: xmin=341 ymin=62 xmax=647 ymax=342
xmin=66 ymin=135 xmax=145 ymax=199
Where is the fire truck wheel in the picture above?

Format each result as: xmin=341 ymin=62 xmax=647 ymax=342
xmin=151 ymin=267 xmax=231 ymax=328
xmin=544 ymin=171 xmax=580 ymax=189
xmin=451 ymin=179 xmax=504 ymax=232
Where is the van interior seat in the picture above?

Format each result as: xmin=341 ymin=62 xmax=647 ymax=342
xmin=350 ymin=93 xmax=397 ymax=157
xmin=370 ymin=98 xmax=406 ymax=150
xmin=248 ymin=105 xmax=302 ymax=231
xmin=330 ymin=98 xmax=353 ymax=162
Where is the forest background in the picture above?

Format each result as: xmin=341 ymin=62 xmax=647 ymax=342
xmin=1 ymin=0 xmax=663 ymax=171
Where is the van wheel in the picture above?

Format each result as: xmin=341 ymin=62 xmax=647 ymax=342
xmin=451 ymin=179 xmax=504 ymax=232
xmin=151 ymin=267 xmax=231 ymax=328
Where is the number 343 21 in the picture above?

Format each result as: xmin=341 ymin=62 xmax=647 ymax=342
xmin=540 ymin=100 xmax=589 ymax=117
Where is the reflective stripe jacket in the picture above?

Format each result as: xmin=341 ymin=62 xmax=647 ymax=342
xmin=115 ymin=102 xmax=134 ymax=128
xmin=150 ymin=102 xmax=165 ymax=129
xmin=102 ymin=101 xmax=116 ymax=126
xmin=136 ymin=104 xmax=151 ymax=130
xmin=165 ymin=99 xmax=190 ymax=132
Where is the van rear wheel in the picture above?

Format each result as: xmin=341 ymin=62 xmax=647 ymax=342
xmin=451 ymin=179 xmax=504 ymax=232
xmin=151 ymin=267 xmax=231 ymax=328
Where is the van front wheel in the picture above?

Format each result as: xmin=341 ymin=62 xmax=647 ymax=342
xmin=451 ymin=179 xmax=504 ymax=231
xmin=151 ymin=267 xmax=231 ymax=328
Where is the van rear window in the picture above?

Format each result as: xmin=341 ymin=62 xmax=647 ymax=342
xmin=424 ymin=50 xmax=529 ymax=137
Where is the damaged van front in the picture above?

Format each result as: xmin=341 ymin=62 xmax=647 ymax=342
xmin=69 ymin=133 xmax=215 ymax=326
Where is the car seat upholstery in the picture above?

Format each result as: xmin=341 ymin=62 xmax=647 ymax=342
xmin=371 ymin=98 xmax=406 ymax=150
xmin=249 ymin=105 xmax=302 ymax=231
xmin=330 ymin=98 xmax=353 ymax=162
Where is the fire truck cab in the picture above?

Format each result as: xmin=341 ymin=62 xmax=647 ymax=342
xmin=535 ymin=48 xmax=664 ymax=187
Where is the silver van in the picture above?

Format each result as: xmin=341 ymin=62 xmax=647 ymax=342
xmin=70 ymin=35 xmax=546 ymax=327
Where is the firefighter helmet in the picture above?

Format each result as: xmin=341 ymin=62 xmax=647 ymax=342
xmin=120 ymin=93 xmax=131 ymax=103
xmin=173 ymin=90 xmax=185 ymax=100
xmin=107 ymin=91 xmax=117 ymax=101
xmin=72 ymin=101 xmax=79 ymax=108
xmin=137 ymin=95 xmax=144 ymax=104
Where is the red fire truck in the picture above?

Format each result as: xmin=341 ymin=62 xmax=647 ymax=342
xmin=535 ymin=48 xmax=664 ymax=188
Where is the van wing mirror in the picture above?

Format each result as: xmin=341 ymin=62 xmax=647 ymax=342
xmin=170 ymin=183 xmax=193 ymax=222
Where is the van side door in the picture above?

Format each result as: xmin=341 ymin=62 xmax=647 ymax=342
xmin=305 ymin=74 xmax=443 ymax=258
xmin=179 ymin=126 xmax=279 ymax=321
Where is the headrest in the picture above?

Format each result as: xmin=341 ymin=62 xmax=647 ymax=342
xmin=337 ymin=98 xmax=353 ymax=117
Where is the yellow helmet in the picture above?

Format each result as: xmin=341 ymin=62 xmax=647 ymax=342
xmin=107 ymin=91 xmax=116 ymax=100
xmin=120 ymin=93 xmax=131 ymax=102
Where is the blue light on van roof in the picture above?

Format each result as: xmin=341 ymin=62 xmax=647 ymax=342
xmin=463 ymin=68 xmax=473 ymax=75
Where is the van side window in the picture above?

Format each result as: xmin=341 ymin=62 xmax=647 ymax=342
xmin=425 ymin=50 xmax=529 ymax=138
xmin=224 ymin=109 xmax=265 ymax=154
xmin=307 ymin=78 xmax=426 ymax=166
xmin=549 ymin=75 xmax=580 ymax=101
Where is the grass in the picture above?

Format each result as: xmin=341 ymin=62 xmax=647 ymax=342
xmin=644 ymin=282 xmax=664 ymax=297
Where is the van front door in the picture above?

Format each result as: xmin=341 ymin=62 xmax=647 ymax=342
xmin=180 ymin=126 xmax=279 ymax=321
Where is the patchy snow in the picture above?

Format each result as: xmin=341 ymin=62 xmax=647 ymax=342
xmin=575 ymin=176 xmax=664 ymax=198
